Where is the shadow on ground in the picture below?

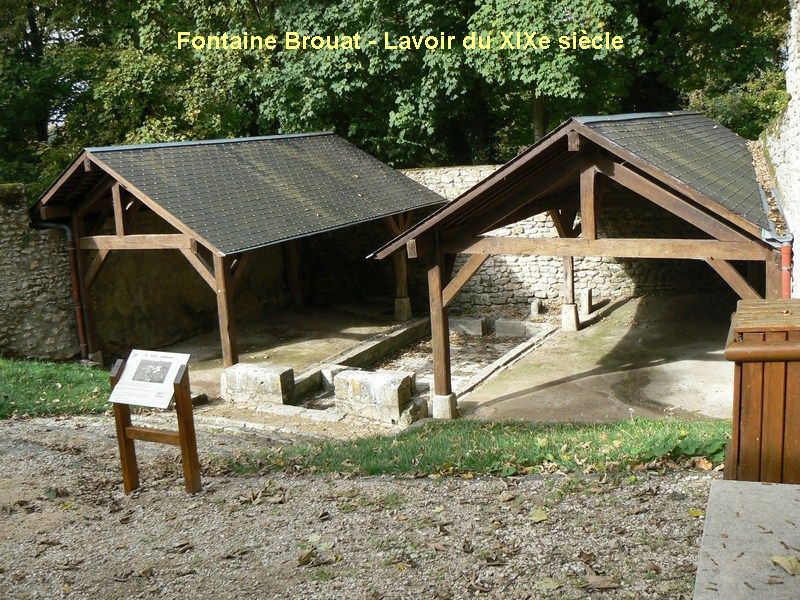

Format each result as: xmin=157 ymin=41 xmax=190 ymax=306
xmin=460 ymin=291 xmax=738 ymax=422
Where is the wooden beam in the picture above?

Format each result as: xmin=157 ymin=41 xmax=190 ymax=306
xmin=75 ymin=177 xmax=115 ymax=217
xmin=231 ymin=251 xmax=253 ymax=290
xmin=427 ymin=245 xmax=452 ymax=396
xmin=580 ymin=162 xmax=598 ymax=240
xmin=179 ymin=247 xmax=216 ymax=290
xmin=40 ymin=151 xmax=90 ymax=205
xmin=706 ymin=258 xmax=761 ymax=300
xmin=445 ymin=236 xmax=773 ymax=262
xmin=394 ymin=251 xmax=409 ymax=298
xmin=84 ymin=250 xmax=110 ymax=288
xmin=442 ymin=253 xmax=488 ymax=308
xmin=79 ymin=234 xmax=192 ymax=250
xmin=549 ymin=209 xmax=568 ymax=238
xmin=124 ymin=426 xmax=180 ymax=446
xmin=594 ymin=156 xmax=749 ymax=242
xmin=39 ymin=205 xmax=73 ymax=220
xmin=71 ymin=213 xmax=99 ymax=356
xmin=214 ymin=254 xmax=238 ymax=367
xmin=112 ymin=183 xmax=125 ymax=236
xmin=765 ymin=250 xmax=783 ymax=300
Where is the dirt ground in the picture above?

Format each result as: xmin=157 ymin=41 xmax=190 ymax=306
xmin=461 ymin=294 xmax=736 ymax=422
xmin=0 ymin=416 xmax=712 ymax=599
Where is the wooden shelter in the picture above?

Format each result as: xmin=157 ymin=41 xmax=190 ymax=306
xmin=371 ymin=111 xmax=790 ymax=418
xmin=31 ymin=133 xmax=444 ymax=366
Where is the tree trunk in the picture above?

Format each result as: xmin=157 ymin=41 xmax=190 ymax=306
xmin=532 ymin=94 xmax=547 ymax=142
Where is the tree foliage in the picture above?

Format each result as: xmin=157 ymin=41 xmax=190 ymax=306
xmin=0 ymin=0 xmax=789 ymax=196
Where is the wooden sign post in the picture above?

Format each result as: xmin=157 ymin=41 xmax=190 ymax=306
xmin=109 ymin=353 xmax=201 ymax=494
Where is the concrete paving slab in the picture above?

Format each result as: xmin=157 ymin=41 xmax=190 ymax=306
xmin=459 ymin=294 xmax=736 ymax=421
xmin=694 ymin=480 xmax=800 ymax=598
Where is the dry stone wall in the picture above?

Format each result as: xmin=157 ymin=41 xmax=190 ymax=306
xmin=0 ymin=185 xmax=78 ymax=359
xmin=402 ymin=166 xmax=723 ymax=313
xmin=764 ymin=1 xmax=800 ymax=297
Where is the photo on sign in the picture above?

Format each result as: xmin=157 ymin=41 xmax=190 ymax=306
xmin=132 ymin=360 xmax=172 ymax=384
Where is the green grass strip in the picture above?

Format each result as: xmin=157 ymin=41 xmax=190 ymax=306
xmin=222 ymin=418 xmax=730 ymax=477
xmin=0 ymin=358 xmax=110 ymax=419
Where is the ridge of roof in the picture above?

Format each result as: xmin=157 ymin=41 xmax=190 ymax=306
xmin=86 ymin=131 xmax=333 ymax=153
xmin=573 ymin=110 xmax=699 ymax=125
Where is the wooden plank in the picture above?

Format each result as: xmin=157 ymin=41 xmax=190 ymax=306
xmin=739 ymin=332 xmax=765 ymax=480
xmin=727 ymin=361 xmax=742 ymax=480
xmin=563 ymin=256 xmax=575 ymax=304
xmin=445 ymin=236 xmax=772 ymax=261
xmin=567 ymin=129 xmax=581 ymax=151
xmin=706 ymin=258 xmax=762 ymax=300
xmin=79 ymin=234 xmax=192 ymax=250
xmin=174 ymin=365 xmax=201 ymax=493
xmin=594 ymin=156 xmax=750 ymax=242
xmin=442 ymin=253 xmax=488 ymax=308
xmin=84 ymin=250 xmax=110 ymax=288
xmin=110 ymin=359 xmax=140 ymax=494
xmin=784 ymin=330 xmax=800 ymax=484
xmin=124 ymin=426 xmax=181 ymax=446
xmin=760 ymin=331 xmax=788 ymax=482
xmin=725 ymin=341 xmax=800 ymax=362
xmin=427 ymin=246 xmax=451 ymax=396
xmin=580 ymin=163 xmax=598 ymax=240
xmin=112 ymin=183 xmax=125 ymax=236
xmin=214 ymin=254 xmax=238 ymax=367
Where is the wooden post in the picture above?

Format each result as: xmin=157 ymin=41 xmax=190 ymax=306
xmin=174 ymin=364 xmax=201 ymax=493
xmin=427 ymin=242 xmax=456 ymax=418
xmin=214 ymin=254 xmax=238 ymax=367
xmin=393 ymin=250 xmax=412 ymax=321
xmin=580 ymin=162 xmax=598 ymax=240
xmin=563 ymin=256 xmax=575 ymax=305
xmin=285 ymin=240 xmax=305 ymax=307
xmin=71 ymin=213 xmax=100 ymax=358
xmin=112 ymin=183 xmax=125 ymax=236
xmin=110 ymin=359 xmax=140 ymax=493
xmin=766 ymin=250 xmax=783 ymax=300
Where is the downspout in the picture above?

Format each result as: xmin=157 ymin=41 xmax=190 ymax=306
xmin=782 ymin=242 xmax=793 ymax=299
xmin=32 ymin=221 xmax=89 ymax=359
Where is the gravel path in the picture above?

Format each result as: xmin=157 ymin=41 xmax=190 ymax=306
xmin=0 ymin=417 xmax=712 ymax=599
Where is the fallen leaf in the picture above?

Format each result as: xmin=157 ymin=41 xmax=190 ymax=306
xmin=297 ymin=549 xmax=315 ymax=566
xmin=693 ymin=457 xmax=713 ymax=471
xmin=688 ymin=508 xmax=705 ymax=518
xmin=536 ymin=577 xmax=562 ymax=591
xmin=498 ymin=491 xmax=516 ymax=502
xmin=771 ymin=555 xmax=800 ymax=576
xmin=530 ymin=507 xmax=549 ymax=523
xmin=578 ymin=550 xmax=596 ymax=563
xmin=643 ymin=561 xmax=662 ymax=574
xmin=584 ymin=575 xmax=620 ymax=590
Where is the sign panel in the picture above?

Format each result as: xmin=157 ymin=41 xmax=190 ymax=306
xmin=109 ymin=350 xmax=191 ymax=409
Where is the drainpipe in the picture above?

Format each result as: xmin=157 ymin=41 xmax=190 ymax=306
xmin=782 ymin=242 xmax=793 ymax=300
xmin=32 ymin=221 xmax=89 ymax=359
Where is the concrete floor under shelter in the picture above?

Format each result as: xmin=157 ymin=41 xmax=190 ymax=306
xmin=163 ymin=304 xmax=395 ymax=398
xmin=459 ymin=293 xmax=737 ymax=422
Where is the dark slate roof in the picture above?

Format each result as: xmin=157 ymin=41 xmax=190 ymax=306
xmin=88 ymin=133 xmax=444 ymax=254
xmin=575 ymin=111 xmax=769 ymax=229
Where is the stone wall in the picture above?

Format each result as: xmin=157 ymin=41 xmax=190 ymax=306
xmin=402 ymin=166 xmax=724 ymax=312
xmin=0 ymin=185 xmax=78 ymax=359
xmin=763 ymin=1 xmax=800 ymax=297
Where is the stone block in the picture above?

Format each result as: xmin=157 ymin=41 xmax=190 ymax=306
xmin=579 ymin=288 xmax=593 ymax=320
xmin=494 ymin=318 xmax=531 ymax=338
xmin=333 ymin=370 xmax=415 ymax=424
xmin=320 ymin=364 xmax=352 ymax=391
xmin=449 ymin=316 xmax=487 ymax=336
xmin=432 ymin=393 xmax=458 ymax=419
xmin=529 ymin=299 xmax=543 ymax=318
xmin=561 ymin=303 xmax=579 ymax=332
xmin=220 ymin=363 xmax=295 ymax=406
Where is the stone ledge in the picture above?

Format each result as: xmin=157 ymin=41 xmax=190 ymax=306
xmin=333 ymin=369 xmax=415 ymax=424
xmin=449 ymin=316 xmax=487 ymax=336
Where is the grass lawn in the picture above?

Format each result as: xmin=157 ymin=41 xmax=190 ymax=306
xmin=0 ymin=358 xmax=110 ymax=419
xmin=222 ymin=418 xmax=731 ymax=477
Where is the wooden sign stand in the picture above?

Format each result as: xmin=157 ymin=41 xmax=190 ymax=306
xmin=109 ymin=358 xmax=201 ymax=494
